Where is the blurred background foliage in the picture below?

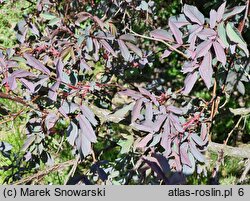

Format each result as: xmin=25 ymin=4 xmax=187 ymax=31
xmin=0 ymin=0 xmax=249 ymax=184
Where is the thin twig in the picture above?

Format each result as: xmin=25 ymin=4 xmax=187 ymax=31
xmin=0 ymin=92 xmax=30 ymax=106
xmin=0 ymin=95 xmax=40 ymax=125
xmin=12 ymin=159 xmax=76 ymax=185
xmin=239 ymin=159 xmax=250 ymax=183
xmin=224 ymin=116 xmax=243 ymax=145
xmin=63 ymin=154 xmax=80 ymax=185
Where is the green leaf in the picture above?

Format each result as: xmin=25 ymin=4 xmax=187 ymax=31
xmin=117 ymin=134 xmax=134 ymax=154
xmin=40 ymin=12 xmax=56 ymax=20
xmin=236 ymin=81 xmax=245 ymax=95
xmin=226 ymin=23 xmax=249 ymax=57
xmin=218 ymin=22 xmax=229 ymax=48
xmin=48 ymin=18 xmax=61 ymax=26
xmin=107 ymin=102 xmax=135 ymax=123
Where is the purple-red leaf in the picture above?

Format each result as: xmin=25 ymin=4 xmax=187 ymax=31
xmin=119 ymin=34 xmax=136 ymax=43
xmin=223 ymin=5 xmax=246 ymax=20
xmin=190 ymin=133 xmax=206 ymax=146
xmin=45 ymin=113 xmax=58 ymax=130
xmin=136 ymin=134 xmax=153 ymax=149
xmin=77 ymin=115 xmax=97 ymax=143
xmin=195 ymin=40 xmax=213 ymax=58
xmin=189 ymin=140 xmax=206 ymax=162
xmin=118 ymin=39 xmax=131 ymax=61
xmin=182 ymin=60 xmax=199 ymax=74
xmin=150 ymin=29 xmax=174 ymax=42
xmin=100 ymin=39 xmax=117 ymax=57
xmin=93 ymin=16 xmax=106 ymax=30
xmin=183 ymin=4 xmax=204 ymax=25
xmin=145 ymin=102 xmax=153 ymax=123
xmin=19 ymin=78 xmax=35 ymax=93
xmin=213 ymin=41 xmax=226 ymax=65
xmin=125 ymin=42 xmax=143 ymax=58
xmin=2 ymin=70 xmax=34 ymax=90
xmin=66 ymin=120 xmax=78 ymax=146
xmin=153 ymin=114 xmax=168 ymax=132
xmin=24 ymin=53 xmax=50 ymax=75
xmin=182 ymin=71 xmax=198 ymax=95
xmin=76 ymin=129 xmax=92 ymax=157
xmin=169 ymin=20 xmax=183 ymax=44
xmin=131 ymin=122 xmax=154 ymax=133
xmin=132 ymin=98 xmax=143 ymax=122
xmin=182 ymin=152 xmax=195 ymax=175
xmin=167 ymin=105 xmax=183 ymax=115
xmin=200 ymin=123 xmax=207 ymax=141
xmin=80 ymin=60 xmax=92 ymax=71
xmin=142 ymin=156 xmax=169 ymax=183
xmin=217 ymin=1 xmax=226 ymax=22
xmin=170 ymin=113 xmax=184 ymax=133
xmin=180 ymin=142 xmax=192 ymax=167
xmin=209 ymin=9 xmax=217 ymax=29
xmin=80 ymin=105 xmax=98 ymax=126
xmin=138 ymin=87 xmax=159 ymax=106
xmin=119 ymin=89 xmax=144 ymax=100
xmin=169 ymin=14 xmax=190 ymax=28
xmin=56 ymin=59 xmax=63 ymax=80
xmin=48 ymin=81 xmax=60 ymax=101
xmin=162 ymin=49 xmax=171 ymax=58
xmin=152 ymin=153 xmax=171 ymax=174
xmin=187 ymin=25 xmax=203 ymax=50
xmin=161 ymin=118 xmax=172 ymax=155
xmin=197 ymin=28 xmax=216 ymax=40
xmin=199 ymin=52 xmax=213 ymax=89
